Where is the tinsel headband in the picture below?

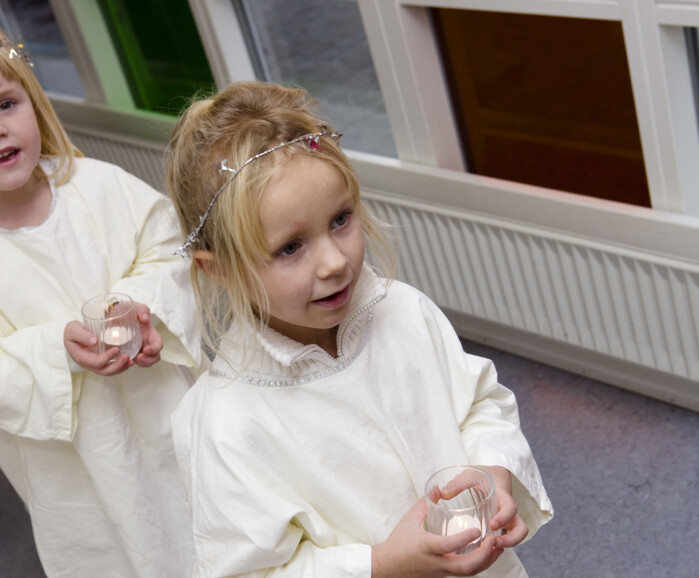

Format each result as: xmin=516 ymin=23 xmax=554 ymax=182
xmin=0 ymin=36 xmax=33 ymax=67
xmin=174 ymin=125 xmax=341 ymax=258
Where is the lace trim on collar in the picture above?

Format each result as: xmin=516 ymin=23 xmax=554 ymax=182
xmin=211 ymin=311 xmax=375 ymax=387
xmin=209 ymin=266 xmax=387 ymax=386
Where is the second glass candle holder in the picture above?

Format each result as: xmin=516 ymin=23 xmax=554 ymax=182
xmin=81 ymin=292 xmax=142 ymax=360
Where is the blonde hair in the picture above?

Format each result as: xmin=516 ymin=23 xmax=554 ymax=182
xmin=166 ymin=81 xmax=396 ymax=354
xmin=0 ymin=30 xmax=82 ymax=185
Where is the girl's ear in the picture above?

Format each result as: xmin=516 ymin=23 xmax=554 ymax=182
xmin=193 ymin=250 xmax=224 ymax=281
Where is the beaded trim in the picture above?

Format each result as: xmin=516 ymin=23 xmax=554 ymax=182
xmin=210 ymin=311 xmax=375 ymax=387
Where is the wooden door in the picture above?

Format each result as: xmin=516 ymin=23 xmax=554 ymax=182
xmin=433 ymin=9 xmax=651 ymax=207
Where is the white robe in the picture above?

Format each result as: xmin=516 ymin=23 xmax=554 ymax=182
xmin=172 ymin=266 xmax=553 ymax=578
xmin=0 ymin=157 xmax=201 ymax=578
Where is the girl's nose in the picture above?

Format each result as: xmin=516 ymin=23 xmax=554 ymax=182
xmin=316 ymin=237 xmax=348 ymax=279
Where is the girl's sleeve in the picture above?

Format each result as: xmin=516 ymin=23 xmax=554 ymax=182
xmin=107 ymin=169 xmax=201 ymax=368
xmin=421 ymin=295 xmax=554 ymax=540
xmin=172 ymin=387 xmax=372 ymax=578
xmin=0 ymin=319 xmax=76 ymax=441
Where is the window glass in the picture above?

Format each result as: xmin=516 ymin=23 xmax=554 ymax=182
xmin=97 ymin=0 xmax=215 ymax=115
xmin=0 ymin=0 xmax=84 ymax=98
xmin=433 ymin=9 xmax=651 ymax=207
xmin=235 ymin=0 xmax=397 ymax=157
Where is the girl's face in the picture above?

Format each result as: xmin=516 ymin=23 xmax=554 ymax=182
xmin=0 ymin=72 xmax=43 ymax=199
xmin=254 ymin=155 xmax=365 ymax=351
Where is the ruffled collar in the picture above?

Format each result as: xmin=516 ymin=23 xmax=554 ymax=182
xmin=210 ymin=265 xmax=387 ymax=386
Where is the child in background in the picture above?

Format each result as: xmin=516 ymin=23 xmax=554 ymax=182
xmin=167 ymin=80 xmax=553 ymax=577
xmin=0 ymin=32 xmax=201 ymax=577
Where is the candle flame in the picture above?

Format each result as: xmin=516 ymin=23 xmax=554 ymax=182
xmin=445 ymin=514 xmax=481 ymax=535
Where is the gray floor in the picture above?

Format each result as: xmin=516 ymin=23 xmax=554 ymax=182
xmin=1 ymin=339 xmax=697 ymax=577
xmin=464 ymin=340 xmax=699 ymax=578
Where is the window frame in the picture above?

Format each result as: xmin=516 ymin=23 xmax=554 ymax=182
xmin=374 ymin=0 xmax=699 ymax=216
xmin=41 ymin=0 xmax=699 ymax=217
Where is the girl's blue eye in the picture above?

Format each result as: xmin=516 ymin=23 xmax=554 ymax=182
xmin=277 ymin=242 xmax=300 ymax=257
xmin=333 ymin=211 xmax=351 ymax=228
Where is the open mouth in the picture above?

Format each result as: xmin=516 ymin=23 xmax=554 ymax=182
xmin=0 ymin=148 xmax=19 ymax=163
xmin=312 ymin=285 xmax=351 ymax=307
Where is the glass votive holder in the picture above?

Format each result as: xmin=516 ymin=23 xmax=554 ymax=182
xmin=81 ymin=293 xmax=142 ymax=360
xmin=425 ymin=465 xmax=497 ymax=555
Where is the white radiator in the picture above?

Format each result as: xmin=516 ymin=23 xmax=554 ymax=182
xmin=365 ymin=193 xmax=699 ymax=410
xmin=66 ymin=126 xmax=699 ymax=411
xmin=68 ymin=128 xmax=167 ymax=191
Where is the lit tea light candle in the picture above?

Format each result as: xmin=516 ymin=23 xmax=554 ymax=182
xmin=445 ymin=514 xmax=481 ymax=536
xmin=101 ymin=326 xmax=133 ymax=347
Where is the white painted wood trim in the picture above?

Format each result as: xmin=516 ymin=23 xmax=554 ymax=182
xmin=356 ymin=0 xmax=464 ymax=169
xmin=656 ymin=0 xmax=699 ymax=8
xmin=620 ymin=0 xmax=698 ymax=214
xmin=397 ymin=0 xmax=622 ymax=20
xmin=621 ymin=1 xmax=672 ymax=210
xmin=656 ymin=7 xmax=699 ymax=26
xmin=400 ymin=6 xmax=466 ymax=171
xmin=187 ymin=0 xmax=256 ymax=86
xmin=447 ymin=310 xmax=699 ymax=411
xmin=47 ymin=0 xmax=106 ymax=104
xmin=656 ymin=26 xmax=699 ymax=217
xmin=52 ymin=97 xmax=176 ymax=145
xmin=58 ymin=0 xmax=135 ymax=109
xmin=349 ymin=151 xmax=699 ymax=264
xmin=356 ymin=0 xmax=432 ymax=164
xmin=378 ymin=0 xmax=698 ymax=215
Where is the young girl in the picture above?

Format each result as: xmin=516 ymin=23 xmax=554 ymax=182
xmin=0 ymin=33 xmax=201 ymax=577
xmin=167 ymin=80 xmax=553 ymax=577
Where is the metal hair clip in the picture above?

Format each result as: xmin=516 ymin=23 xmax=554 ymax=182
xmin=174 ymin=126 xmax=342 ymax=258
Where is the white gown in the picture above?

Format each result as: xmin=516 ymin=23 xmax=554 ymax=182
xmin=0 ymin=157 xmax=201 ymax=578
xmin=173 ymin=266 xmax=553 ymax=578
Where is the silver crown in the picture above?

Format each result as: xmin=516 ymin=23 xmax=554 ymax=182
xmin=174 ymin=126 xmax=341 ymax=258
xmin=0 ymin=37 xmax=33 ymax=67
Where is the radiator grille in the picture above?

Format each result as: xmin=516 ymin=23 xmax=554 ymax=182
xmin=367 ymin=198 xmax=699 ymax=382
xmin=68 ymin=129 xmax=166 ymax=191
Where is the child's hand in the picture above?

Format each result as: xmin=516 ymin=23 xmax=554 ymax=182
xmin=477 ymin=465 xmax=529 ymax=549
xmin=371 ymin=498 xmax=502 ymax=578
xmin=132 ymin=303 xmax=163 ymax=368
xmin=64 ymin=321 xmax=133 ymax=376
